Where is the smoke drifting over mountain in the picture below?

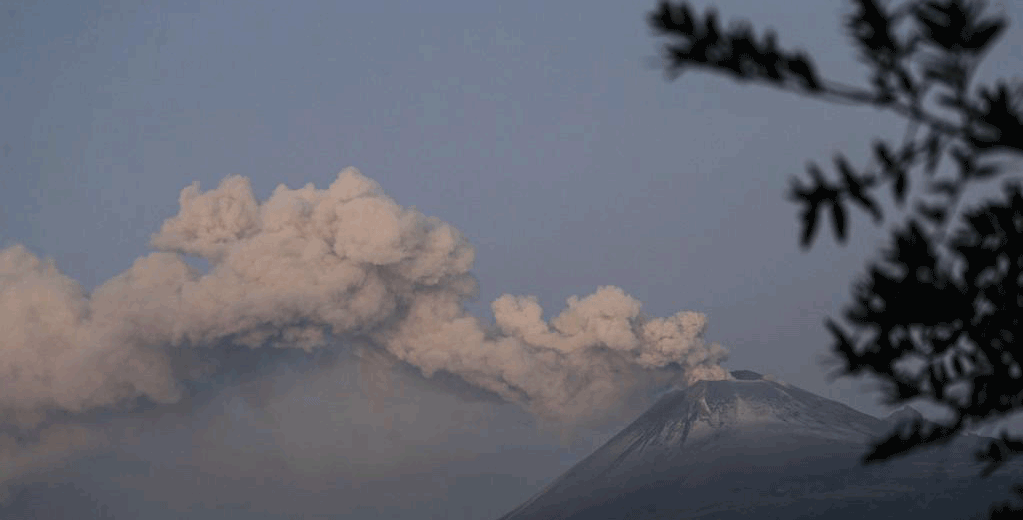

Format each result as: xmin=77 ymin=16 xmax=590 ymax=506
xmin=0 ymin=168 xmax=728 ymax=493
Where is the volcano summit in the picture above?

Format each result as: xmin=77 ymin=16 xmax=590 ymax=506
xmin=499 ymin=371 xmax=1023 ymax=520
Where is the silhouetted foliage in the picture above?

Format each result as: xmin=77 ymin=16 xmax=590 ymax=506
xmin=649 ymin=0 xmax=1023 ymax=517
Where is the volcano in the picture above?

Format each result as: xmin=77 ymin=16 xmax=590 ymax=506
xmin=498 ymin=371 xmax=1023 ymax=520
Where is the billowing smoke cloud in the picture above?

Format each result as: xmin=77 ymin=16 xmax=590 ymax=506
xmin=0 ymin=168 xmax=728 ymax=491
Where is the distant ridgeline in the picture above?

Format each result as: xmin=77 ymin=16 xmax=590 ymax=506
xmin=499 ymin=369 xmax=1023 ymax=520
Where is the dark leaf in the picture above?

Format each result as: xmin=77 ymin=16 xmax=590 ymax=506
xmin=657 ymin=1 xmax=694 ymax=34
xmin=648 ymin=2 xmax=674 ymax=33
xmin=760 ymin=30 xmax=783 ymax=80
xmin=786 ymin=52 xmax=820 ymax=91
xmin=865 ymin=429 xmax=918 ymax=463
xmin=834 ymin=153 xmax=856 ymax=181
xmin=973 ymin=164 xmax=1000 ymax=179
xmin=976 ymin=435 xmax=1023 ymax=477
xmin=794 ymin=163 xmax=842 ymax=247
xmin=893 ymin=220 xmax=938 ymax=272
xmin=800 ymin=202 xmax=821 ymax=248
xmin=953 ymin=356 xmax=967 ymax=378
xmin=703 ymin=9 xmax=720 ymax=44
xmin=894 ymin=170 xmax=907 ymax=205
xmin=964 ymin=20 xmax=1006 ymax=51
xmin=828 ymin=319 xmax=859 ymax=368
xmin=930 ymin=363 xmax=944 ymax=399
xmin=914 ymin=0 xmax=975 ymax=50
xmin=896 ymin=68 xmax=916 ymax=98
xmin=861 ymin=193 xmax=883 ymax=222
xmin=873 ymin=140 xmax=908 ymax=206
xmin=921 ymin=54 xmax=965 ymax=87
xmin=950 ymin=145 xmax=971 ymax=167
xmin=835 ymin=154 xmax=882 ymax=222
xmin=852 ymin=190 xmax=883 ymax=222
xmin=874 ymin=141 xmax=895 ymax=167
xmin=924 ymin=131 xmax=942 ymax=174
xmin=846 ymin=0 xmax=898 ymax=59
xmin=916 ymin=201 xmax=946 ymax=225
xmin=971 ymin=82 xmax=1023 ymax=151
xmin=831 ymin=200 xmax=848 ymax=242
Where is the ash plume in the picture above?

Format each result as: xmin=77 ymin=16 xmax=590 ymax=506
xmin=0 ymin=168 xmax=728 ymax=488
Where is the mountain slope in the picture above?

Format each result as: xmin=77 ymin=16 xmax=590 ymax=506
xmin=499 ymin=371 xmax=1023 ymax=520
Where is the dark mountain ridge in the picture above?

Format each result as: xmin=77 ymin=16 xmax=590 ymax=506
xmin=499 ymin=370 xmax=1023 ymax=520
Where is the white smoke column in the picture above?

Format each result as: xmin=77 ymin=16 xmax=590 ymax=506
xmin=0 ymin=168 xmax=728 ymax=431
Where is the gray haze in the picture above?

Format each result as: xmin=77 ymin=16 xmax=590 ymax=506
xmin=2 ymin=0 xmax=1022 ymax=518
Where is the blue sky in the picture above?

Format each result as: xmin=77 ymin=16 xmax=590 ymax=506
xmin=2 ymin=0 xmax=1022 ymax=518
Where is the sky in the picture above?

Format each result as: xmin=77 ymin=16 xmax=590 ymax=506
xmin=2 ymin=0 xmax=1022 ymax=518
